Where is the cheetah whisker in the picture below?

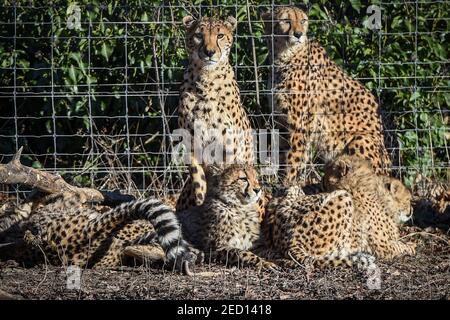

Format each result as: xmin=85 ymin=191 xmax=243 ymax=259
xmin=287 ymin=251 xmax=308 ymax=270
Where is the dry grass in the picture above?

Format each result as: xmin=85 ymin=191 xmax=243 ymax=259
xmin=0 ymin=224 xmax=449 ymax=300
xmin=0 ymin=153 xmax=448 ymax=300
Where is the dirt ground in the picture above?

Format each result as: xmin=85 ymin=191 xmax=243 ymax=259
xmin=1 ymin=225 xmax=449 ymax=300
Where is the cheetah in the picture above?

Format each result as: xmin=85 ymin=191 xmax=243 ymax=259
xmin=176 ymin=164 xmax=276 ymax=270
xmin=322 ymin=155 xmax=415 ymax=260
xmin=0 ymin=166 xmax=274 ymax=271
xmin=176 ymin=15 xmax=255 ymax=211
xmin=263 ymin=154 xmax=415 ymax=269
xmin=262 ymin=6 xmax=391 ymax=184
xmin=0 ymin=193 xmax=198 ymax=273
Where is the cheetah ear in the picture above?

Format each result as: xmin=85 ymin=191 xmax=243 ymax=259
xmin=205 ymin=165 xmax=221 ymax=177
xmin=260 ymin=9 xmax=273 ymax=35
xmin=224 ymin=16 xmax=237 ymax=31
xmin=260 ymin=10 xmax=272 ymax=22
xmin=182 ymin=15 xmax=197 ymax=29
xmin=336 ymin=160 xmax=351 ymax=178
xmin=296 ymin=3 xmax=310 ymax=12
xmin=384 ymin=180 xmax=392 ymax=193
xmin=387 ymin=179 xmax=402 ymax=194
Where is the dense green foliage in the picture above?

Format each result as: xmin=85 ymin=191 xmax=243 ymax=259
xmin=0 ymin=0 xmax=448 ymax=189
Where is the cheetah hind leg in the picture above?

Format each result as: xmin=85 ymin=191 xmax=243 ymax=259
xmin=343 ymin=134 xmax=392 ymax=175
xmin=123 ymin=244 xmax=165 ymax=264
xmin=127 ymin=231 xmax=204 ymax=274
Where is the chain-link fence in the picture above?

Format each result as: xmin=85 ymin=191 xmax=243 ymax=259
xmin=0 ymin=0 xmax=448 ymax=199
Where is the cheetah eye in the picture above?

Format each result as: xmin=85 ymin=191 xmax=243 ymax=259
xmin=217 ymin=33 xmax=225 ymax=39
xmin=300 ymin=19 xmax=307 ymax=24
xmin=238 ymin=176 xmax=247 ymax=181
xmin=280 ymin=19 xmax=291 ymax=25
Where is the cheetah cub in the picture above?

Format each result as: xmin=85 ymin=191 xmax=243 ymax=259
xmin=176 ymin=15 xmax=255 ymax=211
xmin=263 ymin=154 xmax=415 ymax=268
xmin=176 ymin=165 xmax=276 ymax=270
xmin=322 ymin=155 xmax=415 ymax=260
xmin=262 ymin=6 xmax=391 ymax=184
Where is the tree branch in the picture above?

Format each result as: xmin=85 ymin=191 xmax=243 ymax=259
xmin=0 ymin=147 xmax=134 ymax=206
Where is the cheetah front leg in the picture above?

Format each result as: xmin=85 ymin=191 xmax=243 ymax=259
xmin=369 ymin=232 xmax=416 ymax=260
xmin=176 ymin=155 xmax=207 ymax=211
xmin=379 ymin=241 xmax=416 ymax=260
xmin=284 ymin=131 xmax=311 ymax=185
xmin=284 ymin=245 xmax=365 ymax=269
xmin=215 ymin=248 xmax=278 ymax=270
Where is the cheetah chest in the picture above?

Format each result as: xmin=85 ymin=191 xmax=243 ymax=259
xmin=218 ymin=209 xmax=260 ymax=251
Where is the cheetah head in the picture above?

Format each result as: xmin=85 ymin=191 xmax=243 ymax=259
xmin=261 ymin=6 xmax=309 ymax=57
xmin=182 ymin=15 xmax=236 ymax=67
xmin=381 ymin=176 xmax=413 ymax=224
xmin=323 ymin=155 xmax=413 ymax=225
xmin=322 ymin=155 xmax=373 ymax=192
xmin=208 ymin=165 xmax=262 ymax=207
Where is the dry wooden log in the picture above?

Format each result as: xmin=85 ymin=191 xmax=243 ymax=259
xmin=0 ymin=288 xmax=22 ymax=300
xmin=0 ymin=147 xmax=134 ymax=205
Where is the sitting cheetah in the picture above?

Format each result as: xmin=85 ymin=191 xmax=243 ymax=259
xmin=176 ymin=15 xmax=255 ymax=211
xmin=263 ymin=154 xmax=415 ymax=268
xmin=176 ymin=164 xmax=276 ymax=270
xmin=0 ymin=193 xmax=198 ymax=273
xmin=262 ymin=6 xmax=391 ymax=184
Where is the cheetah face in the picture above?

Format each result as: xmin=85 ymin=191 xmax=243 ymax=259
xmin=383 ymin=177 xmax=413 ymax=224
xmin=212 ymin=165 xmax=262 ymax=206
xmin=262 ymin=6 xmax=308 ymax=53
xmin=183 ymin=15 xmax=236 ymax=67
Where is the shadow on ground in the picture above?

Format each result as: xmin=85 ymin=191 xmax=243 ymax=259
xmin=1 ymin=225 xmax=449 ymax=300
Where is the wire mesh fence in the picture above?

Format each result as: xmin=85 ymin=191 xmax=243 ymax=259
xmin=0 ymin=0 xmax=448 ymax=200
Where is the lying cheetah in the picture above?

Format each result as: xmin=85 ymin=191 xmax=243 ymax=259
xmin=1 ymin=166 xmax=273 ymax=271
xmin=176 ymin=15 xmax=255 ymax=211
xmin=176 ymin=164 xmax=276 ymax=270
xmin=322 ymin=155 xmax=415 ymax=260
xmin=262 ymin=6 xmax=391 ymax=184
xmin=0 ymin=193 xmax=198 ymax=273
xmin=263 ymin=154 xmax=415 ymax=268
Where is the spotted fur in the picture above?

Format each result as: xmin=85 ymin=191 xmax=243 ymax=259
xmin=262 ymin=6 xmax=391 ymax=184
xmin=177 ymin=165 xmax=276 ymax=270
xmin=0 ymin=194 xmax=197 ymax=272
xmin=176 ymin=15 xmax=255 ymax=212
xmin=264 ymin=154 xmax=415 ymax=269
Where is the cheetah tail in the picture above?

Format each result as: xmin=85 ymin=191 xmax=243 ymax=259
xmin=89 ymin=198 xmax=197 ymax=274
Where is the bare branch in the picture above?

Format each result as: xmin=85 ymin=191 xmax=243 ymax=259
xmin=0 ymin=148 xmax=134 ymax=205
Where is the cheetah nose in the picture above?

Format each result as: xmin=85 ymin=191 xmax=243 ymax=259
xmin=204 ymin=49 xmax=216 ymax=58
xmin=253 ymin=188 xmax=261 ymax=194
xmin=294 ymin=31 xmax=303 ymax=39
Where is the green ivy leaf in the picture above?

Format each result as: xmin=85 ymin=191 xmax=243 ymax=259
xmin=68 ymin=65 xmax=77 ymax=84
xmin=410 ymin=91 xmax=420 ymax=101
xmin=101 ymin=42 xmax=113 ymax=61
xmin=350 ymin=0 xmax=362 ymax=12
xmin=32 ymin=161 xmax=42 ymax=169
